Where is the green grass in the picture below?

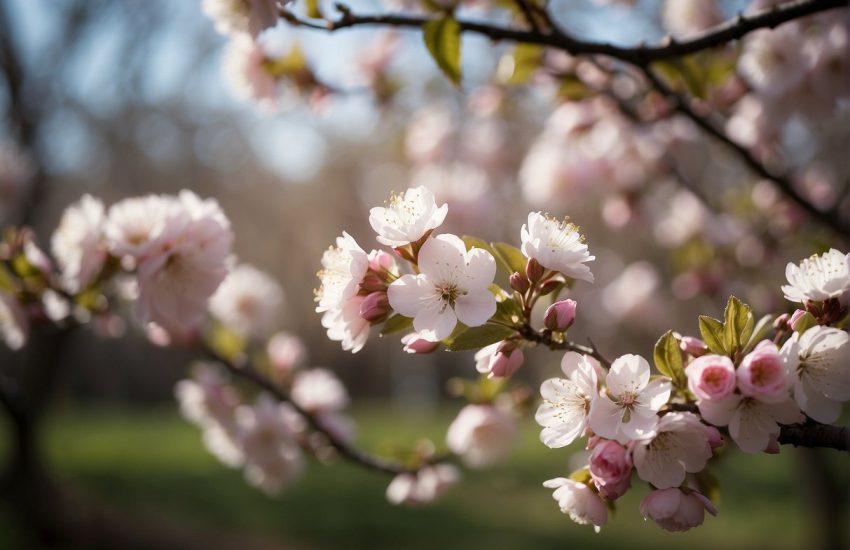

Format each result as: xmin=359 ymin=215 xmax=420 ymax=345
xmin=0 ymin=404 xmax=844 ymax=549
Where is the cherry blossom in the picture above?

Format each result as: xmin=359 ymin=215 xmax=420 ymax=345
xmin=475 ymin=342 xmax=525 ymax=379
xmin=266 ymin=331 xmax=307 ymax=375
xmin=0 ymin=291 xmax=27 ymax=350
xmin=543 ymin=299 xmax=577 ymax=332
xmin=315 ymin=232 xmax=370 ymax=352
xmin=588 ymin=354 xmax=671 ymax=444
xmin=400 ymin=331 xmax=440 ymax=354
xmin=209 ymin=263 xmax=283 ymax=338
xmin=781 ymin=326 xmax=850 ymax=424
xmin=386 ymin=464 xmax=460 ymax=506
xmin=781 ymin=248 xmax=850 ymax=304
xmin=697 ymin=394 xmax=803 ymax=454
xmin=175 ymin=362 xmax=241 ymax=431
xmin=387 ymin=234 xmax=496 ymax=341
xmin=50 ymin=194 xmax=106 ymax=293
xmin=105 ymin=194 xmax=186 ymax=262
xmin=632 ymin=412 xmax=713 ymax=489
xmin=640 ymin=488 xmax=716 ymax=532
xmin=536 ymin=352 xmax=599 ymax=448
xmin=446 ymin=404 xmax=518 ymax=468
xmin=368 ymin=186 xmax=448 ymax=248
xmin=542 ymin=478 xmax=608 ymax=533
xmin=661 ymin=0 xmax=721 ymax=38
xmin=202 ymin=0 xmax=278 ymax=38
xmin=520 ymin=212 xmax=595 ymax=283
xmin=685 ymin=354 xmax=736 ymax=401
xmin=588 ymin=439 xmax=632 ymax=500
xmin=291 ymin=368 xmax=349 ymax=414
xmin=736 ymin=341 xmax=792 ymax=403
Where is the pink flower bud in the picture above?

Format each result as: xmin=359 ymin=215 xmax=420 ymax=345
xmin=773 ymin=313 xmax=790 ymax=330
xmin=368 ymin=249 xmax=396 ymax=273
xmin=544 ymin=299 xmax=577 ymax=331
xmin=359 ymin=273 xmax=387 ymax=294
xmin=788 ymin=309 xmax=807 ymax=331
xmin=526 ymin=257 xmax=544 ymax=283
xmin=359 ymin=291 xmax=390 ymax=323
xmin=589 ymin=439 xmax=632 ymax=501
xmin=704 ymin=425 xmax=724 ymax=450
xmin=640 ymin=488 xmax=716 ymax=532
xmin=401 ymin=332 xmax=440 ymax=354
xmin=509 ymin=272 xmax=530 ymax=293
xmin=737 ymin=341 xmax=789 ymax=402
xmin=684 ymin=354 xmax=736 ymax=401
xmin=475 ymin=342 xmax=524 ymax=379
xmin=679 ymin=336 xmax=708 ymax=357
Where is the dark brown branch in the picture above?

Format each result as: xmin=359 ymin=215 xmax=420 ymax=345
xmin=637 ymin=66 xmax=850 ymax=238
xmin=204 ymin=345 xmax=434 ymax=476
xmin=284 ymin=0 xmax=846 ymax=65
xmin=518 ymin=324 xmax=612 ymax=368
xmin=779 ymin=420 xmax=849 ymax=451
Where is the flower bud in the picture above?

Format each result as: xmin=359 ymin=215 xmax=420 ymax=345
xmin=368 ymin=249 xmax=396 ymax=274
xmin=509 ymin=272 xmax=530 ymax=293
xmin=640 ymin=488 xmax=716 ymax=532
xmin=475 ymin=341 xmax=524 ymax=379
xmin=538 ymin=279 xmax=562 ymax=296
xmin=525 ymin=257 xmax=544 ymax=283
xmin=401 ymin=332 xmax=440 ymax=354
xmin=773 ymin=312 xmax=790 ymax=330
xmin=359 ymin=273 xmax=387 ymax=294
xmin=704 ymin=425 xmax=724 ymax=450
xmin=359 ymin=291 xmax=390 ymax=323
xmin=788 ymin=309 xmax=807 ymax=331
xmin=544 ymin=299 xmax=577 ymax=331
xmin=589 ymin=439 xmax=632 ymax=500
xmin=679 ymin=336 xmax=708 ymax=357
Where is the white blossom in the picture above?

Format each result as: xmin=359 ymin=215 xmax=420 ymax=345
xmin=542 ymin=478 xmax=608 ymax=533
xmin=175 ymin=362 xmax=240 ymax=430
xmin=209 ymin=263 xmax=284 ymax=338
xmin=698 ymin=394 xmax=803 ymax=454
xmin=535 ymin=352 xmax=599 ymax=448
xmin=520 ymin=212 xmax=595 ymax=283
xmin=781 ymin=248 xmax=850 ymax=303
xmin=781 ymin=326 xmax=850 ymax=424
xmin=368 ymin=186 xmax=448 ymax=247
xmin=0 ymin=291 xmax=27 ymax=350
xmin=222 ymin=33 xmax=279 ymax=109
xmin=51 ymin=195 xmax=107 ymax=293
xmin=386 ymin=464 xmax=460 ymax=506
xmin=388 ymin=234 xmax=496 ymax=341
xmin=632 ymin=412 xmax=713 ymax=489
xmin=588 ymin=354 xmax=671 ymax=444
xmin=661 ymin=0 xmax=721 ymax=38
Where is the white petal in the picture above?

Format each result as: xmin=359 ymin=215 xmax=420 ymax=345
xmin=417 ymin=234 xmax=467 ymax=281
xmin=463 ymin=247 xmax=496 ymax=289
xmin=454 ymin=289 xmax=496 ymax=327
xmin=587 ymin=395 xmax=622 ymax=440
xmin=606 ymin=354 xmax=650 ymax=396
xmin=413 ymin=303 xmax=458 ymax=341
xmin=387 ymin=275 xmax=434 ymax=317
xmin=697 ymin=394 xmax=741 ymax=427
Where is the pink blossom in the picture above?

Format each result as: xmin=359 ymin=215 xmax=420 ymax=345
xmin=266 ymin=332 xmax=307 ymax=375
xmin=640 ymin=488 xmax=716 ymax=532
xmin=543 ymin=478 xmax=608 ymax=532
xmin=359 ymin=291 xmax=390 ymax=323
xmin=737 ymin=341 xmax=791 ymax=403
xmin=788 ymin=309 xmax=808 ymax=331
xmin=475 ymin=342 xmax=525 ymax=379
xmin=685 ymin=354 xmax=736 ymax=401
xmin=291 ymin=368 xmax=349 ymax=414
xmin=386 ymin=464 xmax=460 ymax=506
xmin=51 ymin=194 xmax=106 ymax=293
xmin=544 ymin=299 xmax=577 ymax=332
xmin=632 ymin=412 xmax=712 ymax=489
xmin=679 ymin=336 xmax=708 ymax=357
xmin=589 ymin=439 xmax=632 ymax=500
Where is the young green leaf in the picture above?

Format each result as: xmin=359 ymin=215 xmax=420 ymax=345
xmin=723 ymin=296 xmax=753 ymax=353
xmin=653 ymin=330 xmax=686 ymax=387
xmin=380 ymin=314 xmax=414 ymax=336
xmin=447 ymin=323 xmax=515 ymax=351
xmin=699 ymin=315 xmax=727 ymax=355
xmin=490 ymin=242 xmax=528 ymax=276
xmin=423 ymin=16 xmax=462 ymax=86
xmin=742 ymin=314 xmax=774 ymax=354
xmin=792 ymin=311 xmax=818 ymax=334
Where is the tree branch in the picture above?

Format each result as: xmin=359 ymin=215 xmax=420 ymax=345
xmin=518 ymin=324 xmax=612 ymax=368
xmin=203 ymin=345 xmax=440 ymax=476
xmin=779 ymin=420 xmax=849 ymax=451
xmin=637 ymin=66 xmax=850 ymax=239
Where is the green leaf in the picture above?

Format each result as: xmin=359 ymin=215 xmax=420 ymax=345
xmin=557 ymin=74 xmax=593 ymax=101
xmin=723 ymin=296 xmax=753 ymax=353
xmin=380 ymin=314 xmax=413 ymax=336
xmin=499 ymin=43 xmax=543 ymax=85
xmin=305 ymin=0 xmax=322 ymax=19
xmin=792 ymin=312 xmax=818 ymax=335
xmin=423 ymin=16 xmax=462 ymax=86
xmin=447 ymin=323 xmax=515 ymax=351
xmin=207 ymin=324 xmax=245 ymax=362
xmin=653 ymin=330 xmax=686 ymax=387
xmin=699 ymin=315 xmax=727 ymax=355
xmin=743 ymin=314 xmax=774 ymax=353
xmin=461 ymin=235 xmax=493 ymax=254
xmin=490 ymin=242 xmax=528 ymax=276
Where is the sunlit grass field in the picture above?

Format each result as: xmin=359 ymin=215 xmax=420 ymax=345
xmin=0 ymin=404 xmax=844 ymax=549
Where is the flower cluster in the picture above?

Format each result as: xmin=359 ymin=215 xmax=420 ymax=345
xmin=534 ymin=247 xmax=850 ymax=533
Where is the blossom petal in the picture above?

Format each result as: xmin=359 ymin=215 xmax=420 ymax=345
xmin=387 ymin=274 xmax=434 ymax=317
xmin=606 ymin=354 xmax=650 ymax=396
xmin=454 ymin=288 xmax=496 ymax=327
xmin=413 ymin=303 xmax=457 ymax=341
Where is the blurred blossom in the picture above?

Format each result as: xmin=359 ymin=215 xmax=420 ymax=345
xmin=653 ymin=190 xmax=707 ymax=248
xmin=175 ymin=362 xmax=241 ymax=431
xmin=386 ymin=464 xmax=460 ymax=506
xmin=291 ymin=368 xmax=350 ymax=414
xmin=601 ymin=261 xmax=660 ymax=321
xmin=661 ymin=0 xmax=721 ymax=38
xmin=210 ymin=263 xmax=284 ymax=338
xmin=446 ymin=404 xmax=518 ymax=468
xmin=51 ymin=195 xmax=107 ymax=293
xmin=202 ymin=0 xmax=279 ymax=38
xmin=405 ymin=104 xmax=454 ymax=164
xmin=0 ymin=291 xmax=28 ymax=350
xmin=266 ymin=331 xmax=307 ymax=374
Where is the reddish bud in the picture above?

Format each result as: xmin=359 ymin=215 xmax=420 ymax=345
xmin=525 ymin=257 xmax=544 ymax=283
xmin=538 ymin=279 xmax=562 ymax=296
xmin=788 ymin=309 xmax=807 ymax=331
xmin=401 ymin=332 xmax=440 ymax=354
xmin=679 ymin=336 xmax=708 ymax=357
xmin=359 ymin=292 xmax=390 ymax=323
xmin=509 ymin=272 xmax=530 ymax=293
